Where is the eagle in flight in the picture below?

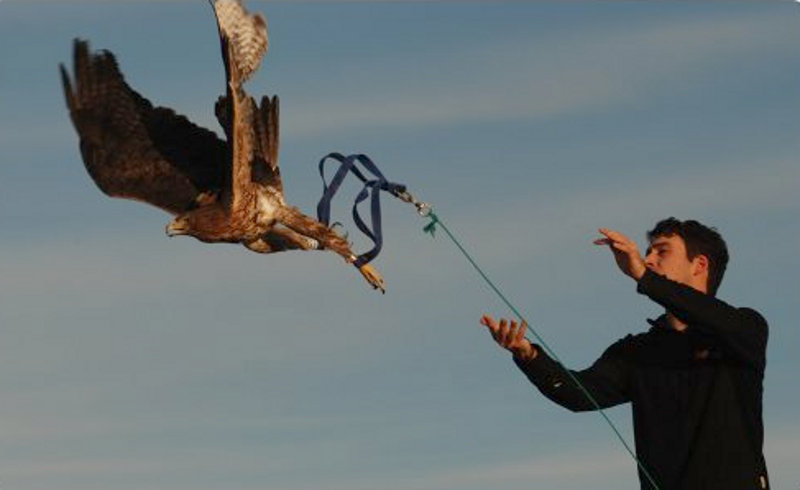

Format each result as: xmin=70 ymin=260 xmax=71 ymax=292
xmin=60 ymin=0 xmax=385 ymax=292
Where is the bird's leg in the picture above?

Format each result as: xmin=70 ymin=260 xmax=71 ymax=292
xmin=247 ymin=225 xmax=320 ymax=254
xmin=276 ymin=207 xmax=352 ymax=256
xmin=244 ymin=237 xmax=279 ymax=254
xmin=269 ymin=225 xmax=321 ymax=251
xmin=276 ymin=206 xmax=385 ymax=292
xmin=244 ymin=224 xmax=315 ymax=254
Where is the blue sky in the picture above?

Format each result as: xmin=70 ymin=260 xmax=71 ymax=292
xmin=1 ymin=2 xmax=799 ymax=489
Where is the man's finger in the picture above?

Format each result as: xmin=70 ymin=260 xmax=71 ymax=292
xmin=612 ymin=242 xmax=631 ymax=252
xmin=508 ymin=321 xmax=519 ymax=345
xmin=515 ymin=321 xmax=528 ymax=343
xmin=599 ymin=227 xmax=623 ymax=237
xmin=498 ymin=319 xmax=508 ymax=344
xmin=481 ymin=315 xmax=502 ymax=343
xmin=598 ymin=228 xmax=631 ymax=243
xmin=483 ymin=315 xmax=502 ymax=334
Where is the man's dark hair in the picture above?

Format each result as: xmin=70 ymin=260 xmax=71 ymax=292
xmin=647 ymin=217 xmax=729 ymax=295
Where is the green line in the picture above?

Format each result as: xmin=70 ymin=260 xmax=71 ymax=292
xmin=425 ymin=211 xmax=660 ymax=490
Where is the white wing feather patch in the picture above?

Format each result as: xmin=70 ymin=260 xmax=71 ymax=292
xmin=214 ymin=0 xmax=268 ymax=83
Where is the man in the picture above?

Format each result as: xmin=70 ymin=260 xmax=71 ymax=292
xmin=481 ymin=218 xmax=769 ymax=490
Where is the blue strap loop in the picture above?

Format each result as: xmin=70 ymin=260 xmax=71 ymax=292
xmin=316 ymin=153 xmax=406 ymax=268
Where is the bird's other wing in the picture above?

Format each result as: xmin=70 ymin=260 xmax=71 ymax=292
xmin=252 ymin=94 xmax=283 ymax=194
xmin=212 ymin=0 xmax=268 ymax=86
xmin=60 ymin=39 xmax=229 ymax=215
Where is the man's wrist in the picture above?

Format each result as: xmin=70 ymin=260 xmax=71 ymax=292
xmin=632 ymin=262 xmax=647 ymax=281
xmin=514 ymin=344 xmax=539 ymax=361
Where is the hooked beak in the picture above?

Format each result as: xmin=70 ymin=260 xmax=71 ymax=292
xmin=166 ymin=220 xmax=189 ymax=237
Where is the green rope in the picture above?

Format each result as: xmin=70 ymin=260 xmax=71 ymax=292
xmin=423 ymin=211 xmax=661 ymax=490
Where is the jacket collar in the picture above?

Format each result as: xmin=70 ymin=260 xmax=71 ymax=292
xmin=647 ymin=314 xmax=670 ymax=331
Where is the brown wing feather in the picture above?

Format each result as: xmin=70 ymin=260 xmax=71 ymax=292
xmin=218 ymin=92 xmax=282 ymax=194
xmin=60 ymin=39 xmax=229 ymax=215
xmin=252 ymin=95 xmax=283 ymax=193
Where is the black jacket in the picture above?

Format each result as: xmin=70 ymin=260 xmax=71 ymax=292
xmin=514 ymin=269 xmax=769 ymax=490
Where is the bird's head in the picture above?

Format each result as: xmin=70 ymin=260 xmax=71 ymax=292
xmin=166 ymin=205 xmax=231 ymax=242
xmin=166 ymin=215 xmax=192 ymax=237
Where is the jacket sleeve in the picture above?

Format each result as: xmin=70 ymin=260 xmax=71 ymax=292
xmin=636 ymin=269 xmax=768 ymax=370
xmin=513 ymin=338 xmax=632 ymax=412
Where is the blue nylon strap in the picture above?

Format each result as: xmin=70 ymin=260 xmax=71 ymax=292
xmin=316 ymin=153 xmax=406 ymax=267
xmin=316 ymin=153 xmax=367 ymax=226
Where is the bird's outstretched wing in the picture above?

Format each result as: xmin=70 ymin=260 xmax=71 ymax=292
xmin=60 ymin=39 xmax=229 ymax=215
xmin=253 ymin=94 xmax=283 ymax=192
xmin=213 ymin=93 xmax=282 ymax=194
xmin=212 ymin=0 xmax=268 ymax=85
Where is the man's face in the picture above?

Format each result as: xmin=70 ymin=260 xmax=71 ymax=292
xmin=644 ymin=234 xmax=703 ymax=290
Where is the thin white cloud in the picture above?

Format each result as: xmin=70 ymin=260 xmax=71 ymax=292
xmin=3 ymin=390 xmax=798 ymax=490
xmin=1 ymin=147 xmax=794 ymax=317
xmin=283 ymin=9 xmax=795 ymax=137
xmin=259 ymin=422 xmax=800 ymax=490
xmin=409 ymin=448 xmax=631 ymax=489
xmin=5 ymin=7 xmax=792 ymax=150
xmin=0 ymin=227 xmax=352 ymax=304
xmin=438 ymin=151 xmax=799 ymax=271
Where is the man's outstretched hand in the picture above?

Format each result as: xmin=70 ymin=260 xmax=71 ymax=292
xmin=480 ymin=314 xmax=537 ymax=361
xmin=481 ymin=228 xmax=647 ymax=361
xmin=593 ymin=228 xmax=647 ymax=281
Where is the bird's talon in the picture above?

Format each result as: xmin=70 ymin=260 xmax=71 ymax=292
xmin=358 ymin=263 xmax=385 ymax=293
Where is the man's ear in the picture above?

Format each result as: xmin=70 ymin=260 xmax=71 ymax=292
xmin=692 ymin=254 xmax=709 ymax=278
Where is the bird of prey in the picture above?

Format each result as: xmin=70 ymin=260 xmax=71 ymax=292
xmin=60 ymin=0 xmax=385 ymax=292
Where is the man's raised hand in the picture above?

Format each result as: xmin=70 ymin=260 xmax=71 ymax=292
xmin=593 ymin=228 xmax=647 ymax=281
xmin=480 ymin=314 xmax=537 ymax=361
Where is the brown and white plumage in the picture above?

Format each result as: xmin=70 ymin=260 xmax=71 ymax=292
xmin=213 ymin=0 xmax=268 ymax=84
xmin=60 ymin=0 xmax=385 ymax=292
